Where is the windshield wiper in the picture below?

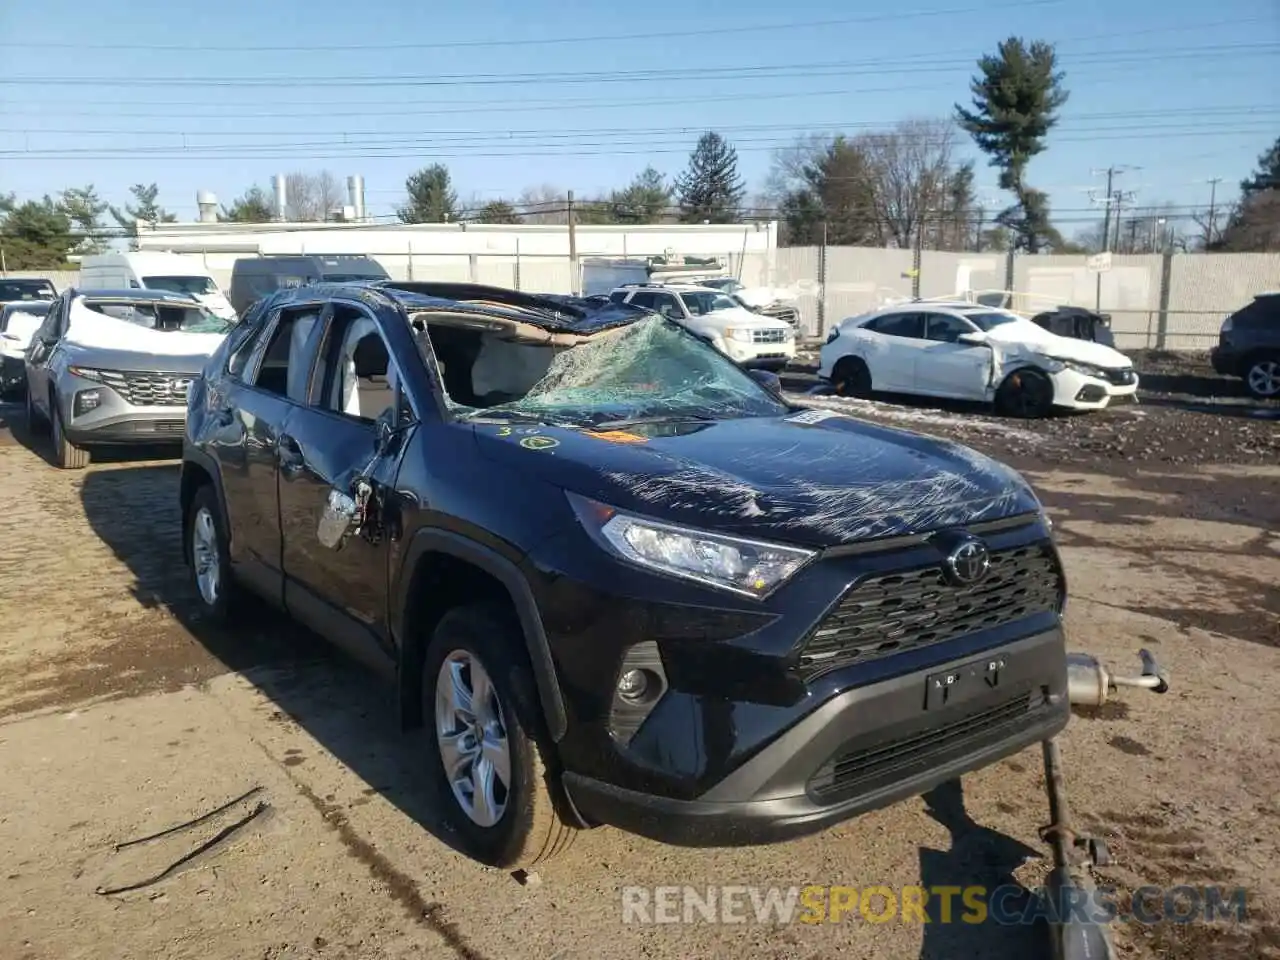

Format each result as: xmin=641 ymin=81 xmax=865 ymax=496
xmin=462 ymin=408 xmax=583 ymax=429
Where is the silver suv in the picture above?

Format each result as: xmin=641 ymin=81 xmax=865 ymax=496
xmin=24 ymin=288 xmax=233 ymax=468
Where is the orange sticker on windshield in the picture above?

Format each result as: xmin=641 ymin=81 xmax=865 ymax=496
xmin=587 ymin=430 xmax=648 ymax=444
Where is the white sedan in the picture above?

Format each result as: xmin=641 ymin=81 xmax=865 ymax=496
xmin=817 ymin=301 xmax=1139 ymax=417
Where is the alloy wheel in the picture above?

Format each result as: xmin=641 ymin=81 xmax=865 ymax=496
xmin=192 ymin=506 xmax=221 ymax=606
xmin=1247 ymin=360 xmax=1280 ymax=398
xmin=435 ymin=650 xmax=512 ymax=828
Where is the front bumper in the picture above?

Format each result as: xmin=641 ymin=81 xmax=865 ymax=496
xmin=1050 ymin=367 xmax=1139 ymax=410
xmin=57 ymin=370 xmax=188 ymax=445
xmin=565 ymin=628 xmax=1068 ymax=847
xmin=723 ymin=337 xmax=797 ymax=370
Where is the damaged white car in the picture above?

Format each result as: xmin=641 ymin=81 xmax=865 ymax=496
xmin=818 ymin=301 xmax=1139 ymax=417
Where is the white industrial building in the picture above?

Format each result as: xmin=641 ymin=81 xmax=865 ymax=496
xmin=134 ymin=181 xmax=781 ymax=296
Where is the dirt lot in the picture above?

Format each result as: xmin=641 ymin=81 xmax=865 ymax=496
xmin=0 ymin=380 xmax=1277 ymax=960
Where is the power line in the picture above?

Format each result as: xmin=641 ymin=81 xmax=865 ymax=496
xmin=2 ymin=10 xmax=1263 ymax=54
xmin=3 ymin=42 xmax=1273 ymax=87
xmin=6 ymin=109 xmax=1276 ymax=139
xmin=0 ymin=1 xmax=1067 ymax=51
xmin=3 ymin=122 xmax=1273 ymax=161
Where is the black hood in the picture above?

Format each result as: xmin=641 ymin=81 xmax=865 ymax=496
xmin=471 ymin=407 xmax=1040 ymax=548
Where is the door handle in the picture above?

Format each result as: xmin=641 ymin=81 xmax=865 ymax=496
xmin=278 ymin=433 xmax=304 ymax=478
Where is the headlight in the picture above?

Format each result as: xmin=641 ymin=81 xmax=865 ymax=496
xmin=723 ymin=327 xmax=753 ymax=344
xmin=825 ymin=327 xmax=840 ymax=344
xmin=567 ymin=492 xmax=815 ymax=599
xmin=68 ymin=365 xmax=106 ymax=382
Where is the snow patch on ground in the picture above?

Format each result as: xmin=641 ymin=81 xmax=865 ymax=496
xmin=784 ymin=392 xmax=1048 ymax=445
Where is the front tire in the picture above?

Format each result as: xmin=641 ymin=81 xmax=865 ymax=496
xmin=422 ymin=604 xmax=577 ymax=869
xmin=1244 ymin=353 xmax=1280 ymax=400
xmin=186 ymin=484 xmax=240 ymax=623
xmin=50 ymin=396 xmax=90 ymax=469
xmin=995 ymin=367 xmax=1056 ymax=418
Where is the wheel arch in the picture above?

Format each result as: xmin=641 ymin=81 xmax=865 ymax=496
xmin=393 ymin=528 xmax=568 ymax=744
xmin=179 ymin=446 xmax=230 ymax=567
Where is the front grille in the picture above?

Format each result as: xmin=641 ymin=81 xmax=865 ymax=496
xmin=797 ymin=543 xmax=1061 ymax=679
xmin=1100 ymin=367 xmax=1136 ymax=386
xmin=96 ymin=370 xmax=194 ymax=407
xmin=761 ymin=303 xmax=799 ymax=324
xmin=808 ymin=688 xmax=1049 ymax=802
xmin=752 ymin=328 xmax=788 ymax=345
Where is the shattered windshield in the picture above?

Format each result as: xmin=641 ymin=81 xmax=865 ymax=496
xmin=429 ymin=316 xmax=787 ymax=427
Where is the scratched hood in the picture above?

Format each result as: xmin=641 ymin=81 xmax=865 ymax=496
xmin=471 ymin=407 xmax=1040 ymax=547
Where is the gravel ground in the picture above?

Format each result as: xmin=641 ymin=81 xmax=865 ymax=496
xmin=0 ymin=378 xmax=1277 ymax=960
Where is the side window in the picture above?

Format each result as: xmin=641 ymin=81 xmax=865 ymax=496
xmin=36 ymin=302 xmax=61 ymax=343
xmin=924 ymin=313 xmax=975 ymax=343
xmin=249 ymin=306 xmax=322 ymax=401
xmin=315 ymin=305 xmax=404 ymax=425
xmin=866 ymin=313 xmax=924 ymax=339
xmin=628 ymin=291 xmax=656 ymax=309
xmin=652 ymin=293 xmax=683 ymax=319
xmin=608 ymin=291 xmax=628 ymax=304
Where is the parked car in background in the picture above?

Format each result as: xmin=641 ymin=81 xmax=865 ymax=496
xmin=0 ymin=301 xmax=53 ymax=397
xmin=685 ymin=275 xmax=802 ymax=326
xmin=1210 ymin=291 xmax=1280 ymax=400
xmin=181 ymin=279 xmax=1069 ymax=871
xmin=0 ymin=277 xmax=58 ymax=305
xmin=79 ymin=252 xmax=237 ymax=322
xmin=819 ymin=301 xmax=1138 ymax=418
xmin=1030 ymin=306 xmax=1117 ymax=349
xmin=228 ymin=254 xmax=389 ymax=317
xmin=25 ymin=289 xmax=233 ymax=468
xmin=608 ymin=282 xmax=796 ymax=370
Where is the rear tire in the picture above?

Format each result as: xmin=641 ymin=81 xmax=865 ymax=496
xmin=995 ymin=367 xmax=1056 ymax=419
xmin=421 ymin=604 xmax=577 ymax=870
xmin=51 ymin=397 xmax=90 ymax=469
xmin=831 ymin=356 xmax=872 ymax=398
xmin=1244 ymin=353 xmax=1280 ymax=399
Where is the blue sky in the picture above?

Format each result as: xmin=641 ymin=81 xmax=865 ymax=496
xmin=1 ymin=0 xmax=1276 ymax=234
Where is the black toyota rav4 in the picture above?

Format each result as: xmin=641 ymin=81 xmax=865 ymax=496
xmin=180 ymin=280 xmax=1069 ymax=869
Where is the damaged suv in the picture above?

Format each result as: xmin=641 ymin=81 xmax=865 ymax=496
xmin=181 ymin=281 xmax=1069 ymax=869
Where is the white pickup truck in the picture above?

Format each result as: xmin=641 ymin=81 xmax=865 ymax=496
xmin=608 ymin=282 xmax=796 ymax=371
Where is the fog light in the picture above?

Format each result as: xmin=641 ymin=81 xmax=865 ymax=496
xmin=617 ymin=668 xmax=649 ymax=702
xmin=73 ymin=389 xmax=101 ymax=417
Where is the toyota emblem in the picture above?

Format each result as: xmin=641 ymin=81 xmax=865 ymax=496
xmin=945 ymin=537 xmax=990 ymax=585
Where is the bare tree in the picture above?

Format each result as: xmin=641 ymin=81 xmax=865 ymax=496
xmin=859 ymin=119 xmax=958 ymax=250
xmin=762 ymin=134 xmax=832 ymax=208
xmin=1191 ymin=203 xmax=1234 ymax=251
xmin=284 ymin=170 xmax=346 ymax=221
xmin=516 ymin=185 xmax=568 ymax=224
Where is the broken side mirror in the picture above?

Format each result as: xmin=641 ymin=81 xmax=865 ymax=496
xmin=374 ymin=406 xmax=403 ymax=456
xmin=748 ymin=368 xmax=784 ymax=396
xmin=317 ymin=488 xmax=358 ymax=550
xmin=957 ymin=331 xmax=988 ymax=346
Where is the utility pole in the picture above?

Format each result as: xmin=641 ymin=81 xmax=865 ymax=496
xmin=566 ymin=190 xmax=578 ymax=295
xmin=1088 ymin=166 xmax=1138 ymax=310
xmin=1204 ymin=177 xmax=1223 ymax=248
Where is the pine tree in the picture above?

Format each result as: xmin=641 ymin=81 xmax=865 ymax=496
xmin=109 ymin=183 xmax=177 ymax=249
xmin=609 ymin=167 xmax=673 ymax=223
xmin=674 ymin=132 xmax=746 ymax=223
xmin=1215 ymin=136 xmax=1280 ymax=251
xmin=398 ymin=165 xmax=458 ymax=223
xmin=955 ymin=37 xmax=1069 ymax=253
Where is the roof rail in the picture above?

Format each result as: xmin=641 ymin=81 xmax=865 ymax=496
xmin=374 ymin=280 xmax=586 ymax=318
